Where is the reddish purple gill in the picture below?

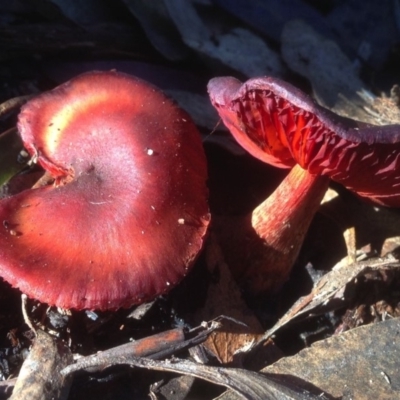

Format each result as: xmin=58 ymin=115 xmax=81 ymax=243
xmin=208 ymin=76 xmax=400 ymax=207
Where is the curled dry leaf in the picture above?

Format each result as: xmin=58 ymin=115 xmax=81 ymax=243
xmin=11 ymin=330 xmax=72 ymax=400
xmin=62 ymin=356 xmax=331 ymax=400
xmin=193 ymin=234 xmax=264 ymax=365
xmin=259 ymin=255 xmax=400 ymax=342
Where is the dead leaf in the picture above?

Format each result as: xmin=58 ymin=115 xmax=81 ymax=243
xmin=282 ymin=19 xmax=400 ymax=126
xmin=281 ymin=19 xmax=366 ymax=115
xmin=262 ymin=317 xmax=400 ymax=399
xmin=164 ymin=0 xmax=285 ymax=77
xmin=121 ymin=0 xmax=188 ymax=60
xmin=193 ymin=234 xmax=264 ymax=365
xmin=258 ymin=255 xmax=400 ymax=342
xmin=11 ymin=330 xmax=72 ymax=400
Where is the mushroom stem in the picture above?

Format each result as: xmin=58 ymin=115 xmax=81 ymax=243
xmin=209 ymin=74 xmax=400 ymax=296
xmin=229 ymin=164 xmax=329 ymax=294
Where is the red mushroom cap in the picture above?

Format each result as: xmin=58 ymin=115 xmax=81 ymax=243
xmin=208 ymin=76 xmax=400 ymax=207
xmin=0 ymin=70 xmax=210 ymax=310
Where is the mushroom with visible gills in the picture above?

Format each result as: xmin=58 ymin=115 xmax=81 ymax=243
xmin=208 ymin=76 xmax=400 ymax=294
xmin=0 ymin=70 xmax=210 ymax=310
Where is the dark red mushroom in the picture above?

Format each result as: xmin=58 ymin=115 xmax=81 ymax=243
xmin=0 ymin=70 xmax=210 ymax=310
xmin=208 ymin=76 xmax=400 ymax=294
